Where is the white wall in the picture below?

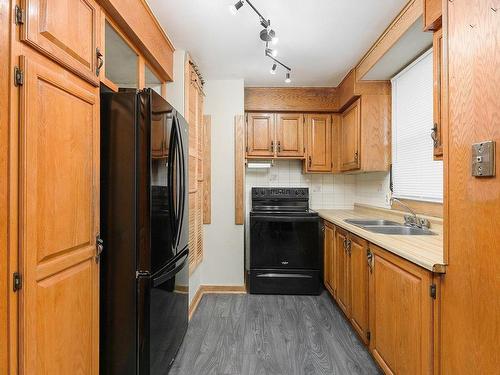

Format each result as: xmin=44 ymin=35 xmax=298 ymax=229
xmin=166 ymin=50 xmax=186 ymax=116
xmin=200 ymin=79 xmax=246 ymax=293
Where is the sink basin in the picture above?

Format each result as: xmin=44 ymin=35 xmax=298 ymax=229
xmin=343 ymin=219 xmax=436 ymax=235
xmin=363 ymin=225 xmax=436 ymax=235
xmin=345 ymin=219 xmax=400 ymax=226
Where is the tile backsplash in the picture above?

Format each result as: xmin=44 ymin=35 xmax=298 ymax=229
xmin=245 ymin=160 xmax=390 ymax=212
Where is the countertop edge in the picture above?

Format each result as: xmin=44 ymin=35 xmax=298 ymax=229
xmin=317 ymin=210 xmax=446 ymax=273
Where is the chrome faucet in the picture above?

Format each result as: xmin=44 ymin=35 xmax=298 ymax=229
xmin=390 ymin=197 xmax=430 ymax=229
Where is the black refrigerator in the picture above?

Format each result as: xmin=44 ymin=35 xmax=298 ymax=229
xmin=100 ymin=88 xmax=189 ymax=375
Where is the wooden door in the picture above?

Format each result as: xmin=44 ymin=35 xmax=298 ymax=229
xmin=276 ymin=113 xmax=304 ymax=157
xmin=349 ymin=234 xmax=369 ymax=344
xmin=151 ymin=114 xmax=165 ymax=158
xmin=369 ymin=245 xmax=433 ymax=375
xmin=323 ymin=223 xmax=335 ymax=295
xmin=340 ymin=99 xmax=361 ymax=171
xmin=21 ymin=0 xmax=100 ymax=85
xmin=432 ymin=28 xmax=443 ymax=159
xmin=335 ymin=227 xmax=350 ymax=316
xmin=246 ymin=113 xmax=275 ymax=157
xmin=19 ymin=52 xmax=99 ymax=374
xmin=441 ymin=1 xmax=500 ymax=373
xmin=305 ymin=114 xmax=332 ymax=172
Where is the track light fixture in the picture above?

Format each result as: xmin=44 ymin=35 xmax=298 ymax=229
xmin=230 ymin=0 xmax=292 ymax=81
xmin=229 ymin=0 xmax=244 ymax=15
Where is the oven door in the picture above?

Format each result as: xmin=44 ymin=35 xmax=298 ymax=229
xmin=250 ymin=213 xmax=321 ymax=269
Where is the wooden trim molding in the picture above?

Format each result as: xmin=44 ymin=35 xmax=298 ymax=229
xmin=234 ymin=115 xmax=245 ymax=225
xmin=203 ymin=115 xmax=211 ymax=224
xmin=189 ymin=285 xmax=247 ymax=320
xmin=245 ymin=87 xmax=338 ymax=112
xmin=355 ymin=0 xmax=423 ymax=80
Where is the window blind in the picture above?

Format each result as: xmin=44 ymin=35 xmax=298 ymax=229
xmin=391 ymin=49 xmax=443 ymax=203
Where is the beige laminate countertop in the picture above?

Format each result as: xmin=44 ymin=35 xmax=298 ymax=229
xmin=316 ymin=204 xmax=445 ymax=273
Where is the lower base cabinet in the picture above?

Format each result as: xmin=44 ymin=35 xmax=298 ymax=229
xmin=323 ymin=222 xmax=436 ymax=374
xmin=369 ymin=244 xmax=434 ymax=375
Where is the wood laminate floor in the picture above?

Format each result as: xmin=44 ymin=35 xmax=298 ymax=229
xmin=170 ymin=291 xmax=381 ymax=375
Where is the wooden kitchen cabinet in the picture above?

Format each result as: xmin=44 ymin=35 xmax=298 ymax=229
xmin=340 ymin=99 xmax=361 ymax=171
xmin=246 ymin=112 xmax=275 ymax=157
xmin=432 ymin=28 xmax=443 ymax=159
xmin=323 ymin=222 xmax=335 ymax=296
xmin=334 ymin=227 xmax=350 ymax=316
xmin=349 ymin=234 xmax=369 ymax=344
xmin=369 ymin=244 xmax=434 ymax=375
xmin=276 ymin=113 xmax=305 ymax=157
xmin=423 ymin=0 xmax=442 ymax=31
xmin=305 ymin=114 xmax=332 ymax=172
xmin=338 ymin=95 xmax=391 ymax=173
xmin=20 ymin=0 xmax=101 ymax=86
xmin=18 ymin=51 xmax=99 ymax=374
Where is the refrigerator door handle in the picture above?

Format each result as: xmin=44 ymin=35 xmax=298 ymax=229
xmin=151 ymin=249 xmax=189 ymax=288
xmin=167 ymin=118 xmax=179 ymax=247
xmin=174 ymin=115 xmax=186 ymax=250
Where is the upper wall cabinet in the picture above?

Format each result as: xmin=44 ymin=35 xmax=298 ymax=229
xmin=340 ymin=99 xmax=361 ymax=171
xmin=20 ymin=0 xmax=100 ymax=86
xmin=246 ymin=113 xmax=275 ymax=158
xmin=305 ymin=114 xmax=332 ymax=173
xmin=276 ymin=113 xmax=305 ymax=158
xmin=338 ymin=95 xmax=391 ymax=173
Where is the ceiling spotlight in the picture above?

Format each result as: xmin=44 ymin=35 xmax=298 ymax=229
xmin=260 ymin=28 xmax=276 ymax=42
xmin=266 ymin=48 xmax=278 ymax=57
xmin=285 ymin=72 xmax=291 ymax=83
xmin=270 ymin=64 xmax=277 ymax=75
xmin=229 ymin=0 xmax=244 ymax=15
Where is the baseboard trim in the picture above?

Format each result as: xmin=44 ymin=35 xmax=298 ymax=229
xmin=188 ymin=284 xmax=247 ymax=320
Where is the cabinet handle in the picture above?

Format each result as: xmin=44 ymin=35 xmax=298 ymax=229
xmin=347 ymin=239 xmax=352 ymax=256
xmin=354 ymin=151 xmax=359 ymax=162
xmin=431 ymin=123 xmax=439 ymax=148
xmin=367 ymin=249 xmax=373 ymax=273
xmin=270 ymin=140 xmax=274 ymax=152
xmin=96 ymin=47 xmax=104 ymax=76
xmin=277 ymin=141 xmax=281 ymax=152
xmin=308 ymin=156 xmax=312 ymax=168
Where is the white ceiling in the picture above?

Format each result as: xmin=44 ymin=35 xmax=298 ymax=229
xmin=147 ymin=0 xmax=409 ymax=87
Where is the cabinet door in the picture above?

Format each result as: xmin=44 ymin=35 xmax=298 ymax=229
xmin=349 ymin=234 xmax=369 ymax=344
xmin=246 ymin=113 xmax=275 ymax=157
xmin=21 ymin=0 xmax=100 ymax=85
xmin=305 ymin=114 xmax=332 ymax=172
xmin=369 ymin=245 xmax=433 ymax=375
xmin=340 ymin=99 xmax=361 ymax=171
xmin=335 ymin=227 xmax=350 ymax=316
xmin=432 ymin=28 xmax=443 ymax=159
xmin=423 ymin=0 xmax=442 ymax=31
xmin=323 ymin=223 xmax=335 ymax=295
xmin=276 ymin=113 xmax=304 ymax=157
xmin=19 ymin=53 xmax=99 ymax=374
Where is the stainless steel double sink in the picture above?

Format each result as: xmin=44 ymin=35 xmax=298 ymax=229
xmin=344 ymin=219 xmax=436 ymax=235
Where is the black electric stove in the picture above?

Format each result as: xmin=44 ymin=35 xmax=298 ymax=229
xmin=247 ymin=187 xmax=321 ymax=295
